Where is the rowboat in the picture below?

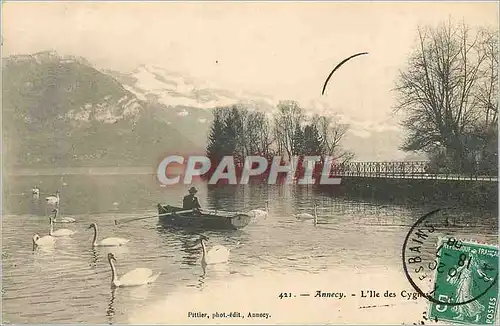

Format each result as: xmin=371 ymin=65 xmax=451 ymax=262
xmin=157 ymin=204 xmax=252 ymax=230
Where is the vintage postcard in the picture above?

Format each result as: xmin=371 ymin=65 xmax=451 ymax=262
xmin=1 ymin=1 xmax=498 ymax=324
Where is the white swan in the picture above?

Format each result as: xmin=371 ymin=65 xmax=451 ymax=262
xmin=248 ymin=200 xmax=269 ymax=219
xmin=32 ymin=186 xmax=40 ymax=195
xmin=51 ymin=208 xmax=75 ymax=223
xmin=88 ymin=223 xmax=129 ymax=247
xmin=32 ymin=233 xmax=56 ymax=250
xmin=49 ymin=216 xmax=76 ymax=237
xmin=199 ymin=235 xmax=232 ymax=265
xmin=107 ymin=253 xmax=160 ymax=288
xmin=295 ymin=204 xmax=318 ymax=225
xmin=46 ymin=190 xmax=60 ymax=205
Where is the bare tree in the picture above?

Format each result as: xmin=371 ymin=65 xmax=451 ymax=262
xmin=248 ymin=111 xmax=273 ymax=156
xmin=212 ymin=105 xmax=275 ymax=160
xmin=273 ymin=100 xmax=304 ymax=161
xmin=313 ymin=115 xmax=353 ymax=162
xmin=273 ymin=117 xmax=284 ymax=156
xmin=394 ymin=20 xmax=497 ymax=172
xmin=474 ymin=27 xmax=498 ymax=127
xmin=229 ymin=105 xmax=249 ymax=157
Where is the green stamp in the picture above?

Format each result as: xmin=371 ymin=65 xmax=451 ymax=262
xmin=428 ymin=238 xmax=498 ymax=324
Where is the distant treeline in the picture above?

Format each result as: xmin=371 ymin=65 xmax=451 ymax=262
xmin=204 ymin=100 xmax=352 ymax=183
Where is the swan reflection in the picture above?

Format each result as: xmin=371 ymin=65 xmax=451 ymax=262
xmin=31 ymin=194 xmax=40 ymax=214
xmin=208 ymin=262 xmax=230 ymax=273
xmin=33 ymin=245 xmax=56 ymax=256
xmin=197 ymin=264 xmax=206 ymax=289
xmin=127 ymin=284 xmax=152 ymax=301
xmin=179 ymin=235 xmax=202 ymax=266
xmin=32 ymin=247 xmax=57 ymax=274
xmin=107 ymin=287 xmax=116 ymax=325
xmin=90 ymin=248 xmax=98 ymax=268
xmin=196 ymin=260 xmax=232 ymax=290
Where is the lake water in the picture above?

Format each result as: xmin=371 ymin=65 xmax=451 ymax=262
xmin=2 ymin=173 xmax=498 ymax=324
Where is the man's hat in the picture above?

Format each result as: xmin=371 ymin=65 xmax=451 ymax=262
xmin=188 ymin=186 xmax=198 ymax=194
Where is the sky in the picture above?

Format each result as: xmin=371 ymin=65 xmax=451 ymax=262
xmin=2 ymin=1 xmax=498 ymax=125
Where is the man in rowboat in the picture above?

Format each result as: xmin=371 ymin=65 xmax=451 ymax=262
xmin=183 ymin=186 xmax=201 ymax=211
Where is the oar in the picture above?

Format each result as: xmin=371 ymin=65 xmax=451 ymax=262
xmin=114 ymin=209 xmax=195 ymax=225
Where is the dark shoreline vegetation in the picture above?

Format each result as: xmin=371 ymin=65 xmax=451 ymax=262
xmin=199 ymin=156 xmax=344 ymax=186
xmin=317 ymin=178 xmax=498 ymax=211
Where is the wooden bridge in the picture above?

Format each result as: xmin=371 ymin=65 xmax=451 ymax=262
xmin=331 ymin=161 xmax=497 ymax=182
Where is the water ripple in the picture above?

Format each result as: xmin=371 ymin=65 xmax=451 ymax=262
xmin=3 ymin=176 xmax=497 ymax=324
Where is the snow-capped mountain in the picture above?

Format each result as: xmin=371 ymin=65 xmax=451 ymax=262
xmin=106 ymin=64 xmax=278 ymax=110
xmin=3 ymin=50 xmax=418 ymax=168
xmin=111 ymin=64 xmax=402 ymax=132
xmin=64 ymin=95 xmax=143 ymax=125
xmin=107 ymin=63 xmax=413 ymax=161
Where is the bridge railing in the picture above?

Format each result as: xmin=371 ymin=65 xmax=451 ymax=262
xmin=330 ymin=161 xmax=497 ymax=181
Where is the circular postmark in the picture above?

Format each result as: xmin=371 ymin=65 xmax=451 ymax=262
xmin=402 ymin=208 xmax=498 ymax=307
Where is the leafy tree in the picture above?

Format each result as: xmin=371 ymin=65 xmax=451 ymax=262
xmin=292 ymin=122 xmax=304 ymax=155
xmin=303 ymin=124 xmax=323 ymax=156
xmin=206 ymin=107 xmax=236 ymax=162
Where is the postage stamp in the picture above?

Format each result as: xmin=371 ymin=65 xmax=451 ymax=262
xmin=427 ymin=238 xmax=499 ymax=324
xmin=402 ymin=209 xmax=499 ymax=325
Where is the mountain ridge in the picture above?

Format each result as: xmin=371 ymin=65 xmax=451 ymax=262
xmin=2 ymin=51 xmax=202 ymax=169
xmin=108 ymin=62 xmax=414 ymax=161
xmin=2 ymin=51 xmax=423 ymax=168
